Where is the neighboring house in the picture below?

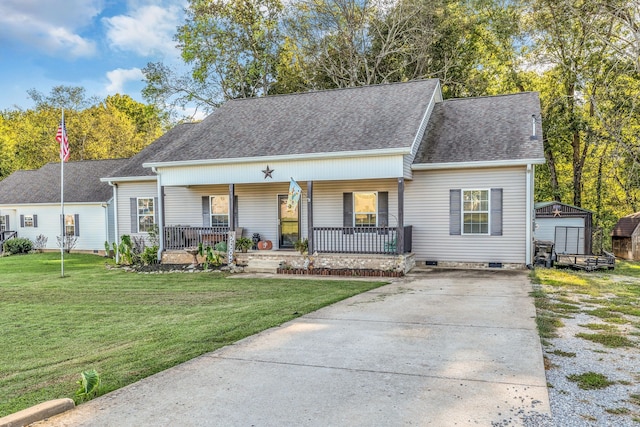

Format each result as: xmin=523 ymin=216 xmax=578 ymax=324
xmin=611 ymin=213 xmax=640 ymax=260
xmin=103 ymin=79 xmax=545 ymax=269
xmin=534 ymin=202 xmax=594 ymax=255
xmin=0 ymin=159 xmax=127 ymax=252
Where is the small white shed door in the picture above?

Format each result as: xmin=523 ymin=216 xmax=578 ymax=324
xmin=554 ymin=226 xmax=586 ymax=255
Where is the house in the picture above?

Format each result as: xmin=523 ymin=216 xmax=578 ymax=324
xmin=611 ymin=213 xmax=640 ymax=260
xmin=534 ymin=202 xmax=593 ymax=255
xmin=101 ymin=79 xmax=545 ymax=271
xmin=0 ymin=159 xmax=127 ymax=253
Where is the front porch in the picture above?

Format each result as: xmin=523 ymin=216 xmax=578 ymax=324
xmin=163 ymin=225 xmax=413 ymax=255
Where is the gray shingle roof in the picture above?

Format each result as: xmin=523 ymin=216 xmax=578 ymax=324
xmin=148 ymin=79 xmax=440 ymax=164
xmin=105 ymin=123 xmax=200 ymax=178
xmin=413 ymin=92 xmax=544 ymax=165
xmin=0 ymin=159 xmax=128 ymax=204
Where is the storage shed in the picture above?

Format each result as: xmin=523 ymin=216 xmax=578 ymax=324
xmin=534 ymin=202 xmax=593 ymax=255
xmin=611 ymin=212 xmax=640 ymax=260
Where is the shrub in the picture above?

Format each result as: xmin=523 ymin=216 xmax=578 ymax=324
xmin=3 ymin=238 xmax=33 ymax=255
xmin=33 ymin=235 xmax=48 ymax=252
xmin=141 ymin=246 xmax=159 ymax=265
xmin=214 ymin=241 xmax=227 ymax=252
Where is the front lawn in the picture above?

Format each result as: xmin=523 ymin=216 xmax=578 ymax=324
xmin=0 ymin=253 xmax=386 ymax=417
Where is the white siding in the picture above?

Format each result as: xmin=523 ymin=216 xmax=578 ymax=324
xmin=116 ymin=181 xmax=158 ymax=241
xmin=6 ymin=204 xmax=107 ymax=251
xmin=405 ymin=167 xmax=528 ymax=264
xmin=312 ymin=180 xmax=398 ymax=227
xmin=158 ymin=155 xmax=405 ymax=186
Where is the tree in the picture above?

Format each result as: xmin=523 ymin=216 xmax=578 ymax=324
xmin=0 ymin=88 xmax=167 ymax=177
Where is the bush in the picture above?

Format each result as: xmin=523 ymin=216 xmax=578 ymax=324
xmin=141 ymin=246 xmax=159 ymax=265
xmin=3 ymin=238 xmax=33 ymax=255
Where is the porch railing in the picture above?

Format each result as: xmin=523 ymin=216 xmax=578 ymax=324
xmin=0 ymin=231 xmax=17 ymax=253
xmin=313 ymin=226 xmax=412 ymax=255
xmin=164 ymin=226 xmax=230 ymax=250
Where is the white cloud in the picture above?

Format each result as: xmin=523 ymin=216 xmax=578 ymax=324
xmin=105 ymin=67 xmax=144 ymax=94
xmin=0 ymin=0 xmax=101 ymax=57
xmin=103 ymin=4 xmax=183 ymax=57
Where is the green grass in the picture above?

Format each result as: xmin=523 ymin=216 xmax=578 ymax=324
xmin=576 ymin=332 xmax=636 ymax=348
xmin=0 ymin=253 xmax=387 ymax=417
xmin=567 ymin=371 xmax=614 ymax=390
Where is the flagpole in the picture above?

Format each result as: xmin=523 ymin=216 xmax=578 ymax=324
xmin=60 ymin=109 xmax=65 ymax=277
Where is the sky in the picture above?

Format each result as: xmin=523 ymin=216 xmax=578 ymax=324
xmin=0 ymin=0 xmax=187 ymax=112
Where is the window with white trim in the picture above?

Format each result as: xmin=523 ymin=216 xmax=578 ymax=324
xmin=210 ymin=195 xmax=229 ymax=227
xmin=354 ymin=192 xmax=377 ymax=227
xmin=64 ymin=214 xmax=76 ymax=236
xmin=463 ymin=190 xmax=489 ymax=234
xmin=0 ymin=216 xmax=5 ymax=232
xmin=137 ymin=198 xmax=155 ymax=233
xmin=24 ymin=215 xmax=34 ymax=227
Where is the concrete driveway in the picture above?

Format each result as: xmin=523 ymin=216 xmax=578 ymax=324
xmin=35 ymin=269 xmax=550 ymax=426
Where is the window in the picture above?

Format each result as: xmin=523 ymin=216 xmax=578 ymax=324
xmin=137 ymin=198 xmax=155 ymax=233
xmin=0 ymin=216 xmax=5 ymax=232
xmin=354 ymin=192 xmax=377 ymax=227
xmin=24 ymin=215 xmax=34 ymax=227
xmin=462 ymin=190 xmax=489 ymax=234
xmin=210 ymin=195 xmax=229 ymax=227
xmin=64 ymin=214 xmax=76 ymax=236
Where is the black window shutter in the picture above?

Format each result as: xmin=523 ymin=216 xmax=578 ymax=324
xmin=154 ymin=197 xmax=159 ymax=225
xmin=343 ymin=193 xmax=354 ymax=234
xmin=33 ymin=215 xmax=38 ymax=228
xmin=234 ymin=195 xmax=238 ymax=228
xmin=130 ymin=198 xmax=137 ymax=233
xmin=74 ymin=214 xmax=80 ymax=237
xmin=378 ymin=192 xmax=388 ymax=227
xmin=490 ymin=188 xmax=503 ymax=236
xmin=449 ymin=189 xmax=461 ymax=235
xmin=20 ymin=215 xmax=24 ymax=228
xmin=202 ymin=196 xmax=210 ymax=226
xmin=5 ymin=215 xmax=9 ymax=230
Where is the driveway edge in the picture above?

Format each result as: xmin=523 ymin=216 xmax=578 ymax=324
xmin=0 ymin=399 xmax=74 ymax=427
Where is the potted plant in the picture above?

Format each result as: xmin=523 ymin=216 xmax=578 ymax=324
xmin=294 ymin=238 xmax=308 ymax=255
xmin=236 ymin=237 xmax=253 ymax=253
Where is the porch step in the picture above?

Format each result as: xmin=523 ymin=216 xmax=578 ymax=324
xmin=244 ymin=259 xmax=282 ymax=274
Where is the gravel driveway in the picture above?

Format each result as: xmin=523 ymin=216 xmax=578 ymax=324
xmin=534 ymin=272 xmax=640 ymax=426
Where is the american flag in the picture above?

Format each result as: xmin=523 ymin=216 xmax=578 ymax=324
xmin=56 ymin=119 xmax=69 ymax=162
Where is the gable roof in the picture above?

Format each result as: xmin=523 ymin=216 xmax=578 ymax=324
xmin=105 ymin=123 xmax=199 ymax=179
xmin=145 ymin=79 xmax=440 ymax=165
xmin=413 ymin=92 xmax=544 ymax=166
xmin=611 ymin=212 xmax=640 ymax=237
xmin=0 ymin=159 xmax=127 ymax=204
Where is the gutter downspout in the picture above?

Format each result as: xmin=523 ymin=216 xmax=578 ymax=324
xmin=108 ymin=181 xmax=119 ymax=263
xmin=152 ymin=167 xmax=164 ymax=261
xmin=525 ymin=164 xmax=533 ymax=267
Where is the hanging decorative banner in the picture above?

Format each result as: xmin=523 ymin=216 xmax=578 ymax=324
xmin=227 ymin=230 xmax=236 ymax=266
xmin=287 ymin=178 xmax=302 ymax=212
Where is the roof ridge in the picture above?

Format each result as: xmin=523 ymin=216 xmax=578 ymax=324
xmin=441 ymin=92 xmax=536 ymax=103
xmin=227 ymin=79 xmax=439 ymax=103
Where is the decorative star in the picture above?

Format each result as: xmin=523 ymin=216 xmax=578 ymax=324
xmin=262 ymin=165 xmax=274 ymax=179
xmin=552 ymin=208 xmax=562 ymax=217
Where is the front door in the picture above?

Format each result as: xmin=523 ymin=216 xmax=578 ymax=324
xmin=278 ymin=194 xmax=299 ymax=249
